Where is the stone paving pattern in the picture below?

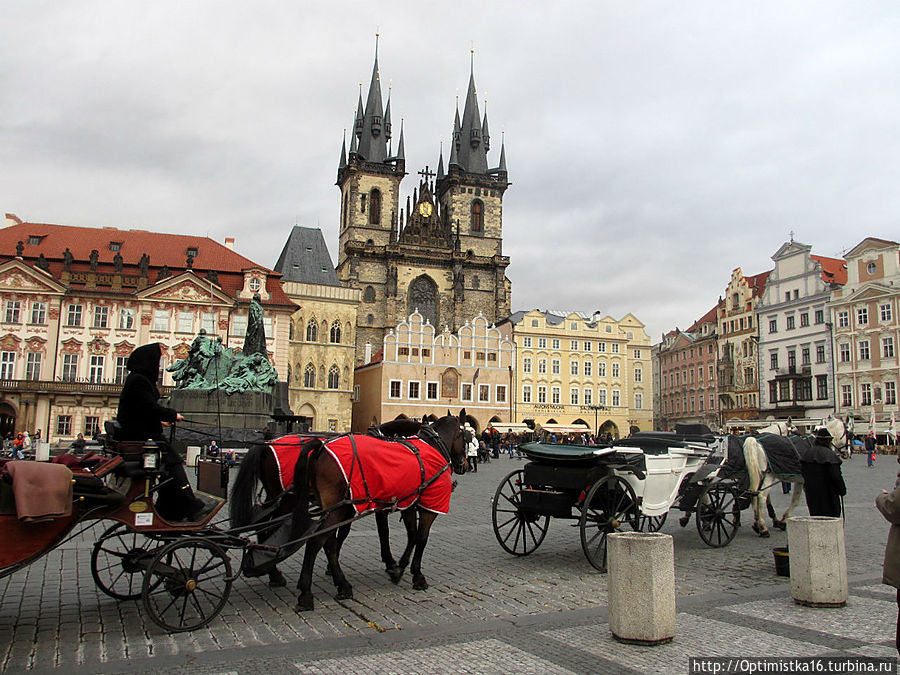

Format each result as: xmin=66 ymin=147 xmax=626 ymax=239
xmin=1 ymin=450 xmax=898 ymax=673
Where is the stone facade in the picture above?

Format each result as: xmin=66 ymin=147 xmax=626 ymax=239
xmin=718 ymin=268 xmax=770 ymax=424
xmin=830 ymin=237 xmax=900 ymax=425
xmin=656 ymin=304 xmax=720 ymax=430
xmin=499 ymin=310 xmax=653 ymax=438
xmin=352 ymin=311 xmax=515 ymax=433
xmin=336 ymin=51 xmax=510 ymax=362
xmin=0 ymin=214 xmax=295 ymax=443
xmin=283 ymin=281 xmax=359 ymax=433
xmin=757 ymin=240 xmax=846 ymax=421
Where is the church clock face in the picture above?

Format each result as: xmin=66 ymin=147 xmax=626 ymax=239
xmin=417 ymin=202 xmax=433 ymax=217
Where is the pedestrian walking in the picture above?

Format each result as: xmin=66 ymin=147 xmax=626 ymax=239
xmin=467 ymin=436 xmax=478 ymax=472
xmin=875 ymin=454 xmax=900 ymax=655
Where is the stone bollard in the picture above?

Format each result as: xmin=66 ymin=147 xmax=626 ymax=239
xmin=608 ymin=532 xmax=676 ymax=645
xmin=787 ymin=516 xmax=848 ymax=607
xmin=186 ymin=446 xmax=201 ymax=468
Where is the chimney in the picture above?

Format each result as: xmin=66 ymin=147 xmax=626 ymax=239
xmin=225 ymin=237 xmax=235 ymax=250
xmin=364 ymin=341 xmax=372 ymax=364
xmin=5 ymin=213 xmax=23 ymax=228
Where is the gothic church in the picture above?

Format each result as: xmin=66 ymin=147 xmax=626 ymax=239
xmin=335 ymin=48 xmax=511 ymax=361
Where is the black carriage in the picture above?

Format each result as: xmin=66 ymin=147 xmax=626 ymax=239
xmin=491 ymin=428 xmax=744 ymax=571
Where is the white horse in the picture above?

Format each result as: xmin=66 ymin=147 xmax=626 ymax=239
xmin=744 ymin=417 xmax=849 ymax=537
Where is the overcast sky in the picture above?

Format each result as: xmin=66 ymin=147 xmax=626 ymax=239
xmin=2 ymin=2 xmax=899 ymax=341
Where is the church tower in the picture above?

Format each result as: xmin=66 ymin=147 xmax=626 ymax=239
xmin=337 ymin=46 xmax=510 ymax=362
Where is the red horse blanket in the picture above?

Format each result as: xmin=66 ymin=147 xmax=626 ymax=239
xmin=269 ymin=434 xmax=452 ymax=515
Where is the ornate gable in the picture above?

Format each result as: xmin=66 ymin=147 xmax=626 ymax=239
xmin=138 ymin=272 xmax=233 ymax=305
xmin=0 ymin=260 xmax=66 ymax=295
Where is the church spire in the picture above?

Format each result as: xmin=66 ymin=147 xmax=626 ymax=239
xmin=452 ymin=49 xmax=488 ymax=174
xmin=437 ymin=142 xmax=445 ymax=179
xmin=498 ymin=132 xmax=507 ymax=173
xmin=355 ymin=37 xmax=389 ymax=163
xmin=339 ymin=130 xmax=347 ymax=169
xmin=396 ymin=119 xmax=405 ymax=161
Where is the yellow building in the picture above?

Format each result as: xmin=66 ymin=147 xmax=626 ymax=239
xmin=498 ymin=310 xmax=653 ymax=439
xmin=352 ymin=311 xmax=515 ymax=433
xmin=275 ymin=226 xmax=360 ymax=432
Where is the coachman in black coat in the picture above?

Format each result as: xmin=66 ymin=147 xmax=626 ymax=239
xmin=800 ymin=427 xmax=847 ymax=518
xmin=117 ymin=343 xmax=204 ymax=521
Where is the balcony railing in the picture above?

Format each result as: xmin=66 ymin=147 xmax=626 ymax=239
xmin=0 ymin=379 xmax=173 ymax=397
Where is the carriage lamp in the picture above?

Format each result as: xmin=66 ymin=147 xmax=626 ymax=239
xmin=142 ymin=440 xmax=160 ymax=470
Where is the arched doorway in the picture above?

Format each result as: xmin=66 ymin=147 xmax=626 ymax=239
xmin=572 ymin=418 xmax=588 ymax=427
xmin=0 ymin=401 xmax=16 ymax=438
xmin=464 ymin=414 xmax=479 ymax=434
xmin=296 ymin=403 xmax=316 ymax=432
xmin=599 ymin=420 xmax=619 ymax=439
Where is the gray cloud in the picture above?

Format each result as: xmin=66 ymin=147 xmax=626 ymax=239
xmin=2 ymin=1 xmax=899 ymax=341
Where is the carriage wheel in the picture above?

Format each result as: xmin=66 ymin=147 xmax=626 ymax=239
xmin=579 ymin=476 xmax=639 ymax=572
xmin=142 ymin=538 xmax=232 ymax=633
xmin=635 ymin=512 xmax=668 ymax=532
xmin=492 ymin=470 xmax=550 ymax=556
xmin=696 ymin=483 xmax=741 ymax=548
xmin=91 ymin=523 xmax=163 ymax=600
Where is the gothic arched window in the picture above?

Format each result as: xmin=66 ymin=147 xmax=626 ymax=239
xmin=303 ymin=363 xmax=316 ymax=388
xmin=364 ymin=286 xmax=375 ymax=302
xmin=366 ymin=314 xmax=374 ymax=325
xmin=471 ymin=200 xmax=484 ymax=233
xmin=330 ymin=320 xmax=342 ymax=343
xmin=408 ymin=275 xmax=439 ymax=328
xmin=328 ymin=365 xmax=340 ymax=389
xmin=306 ymin=318 xmax=318 ymax=342
xmin=369 ymin=188 xmax=382 ymax=225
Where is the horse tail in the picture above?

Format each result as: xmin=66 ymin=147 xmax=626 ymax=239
xmin=230 ymin=443 xmax=267 ymax=529
xmin=743 ymin=436 xmax=763 ymax=491
xmin=289 ymin=438 xmax=323 ymax=540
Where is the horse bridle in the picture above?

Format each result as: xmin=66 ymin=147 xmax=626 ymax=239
xmin=417 ymin=422 xmax=469 ymax=473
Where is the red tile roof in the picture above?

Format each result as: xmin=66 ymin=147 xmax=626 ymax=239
xmin=810 ymin=254 xmax=847 ymax=285
xmin=744 ymin=270 xmax=770 ymax=298
xmin=1 ymin=218 xmax=295 ymax=307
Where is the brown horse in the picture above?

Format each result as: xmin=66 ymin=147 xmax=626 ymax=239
xmin=290 ymin=410 xmax=469 ymax=611
xmin=229 ymin=418 xmax=427 ymax=588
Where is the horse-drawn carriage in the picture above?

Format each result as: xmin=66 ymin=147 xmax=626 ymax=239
xmin=0 ymin=411 xmax=471 ymax=631
xmin=491 ymin=426 xmax=746 ymax=571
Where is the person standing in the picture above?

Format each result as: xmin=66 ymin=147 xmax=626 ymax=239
xmin=875 ymin=455 xmax=900 ymax=655
xmin=799 ymin=427 xmax=846 ymax=518
xmin=467 ymin=436 xmax=478 ymax=472
xmin=866 ymin=433 xmax=877 ymax=468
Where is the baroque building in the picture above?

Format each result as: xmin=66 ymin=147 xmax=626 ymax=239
xmin=656 ymin=303 xmax=720 ymax=430
xmin=717 ymin=268 xmax=769 ymax=425
xmin=499 ymin=310 xmax=653 ymax=439
xmin=274 ymin=226 xmax=359 ymax=432
xmin=831 ymin=237 xmax=900 ymax=425
xmin=0 ymin=213 xmax=295 ymax=442
xmin=352 ymin=311 xmax=515 ymax=433
xmin=756 ymin=239 xmax=846 ymax=421
xmin=335 ymin=49 xmax=511 ymax=362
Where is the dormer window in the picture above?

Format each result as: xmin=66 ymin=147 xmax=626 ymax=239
xmin=186 ymin=247 xmax=198 ymax=258
xmin=109 ymin=241 xmax=122 ymax=252
xmin=28 ymin=235 xmax=44 ymax=246
xmin=248 ymin=277 xmax=261 ymax=292
xmin=470 ymin=127 xmax=481 ymax=148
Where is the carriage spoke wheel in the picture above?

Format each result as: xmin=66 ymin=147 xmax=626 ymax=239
xmin=91 ymin=523 xmax=163 ymax=600
xmin=696 ymin=483 xmax=741 ymax=548
xmin=580 ymin=476 xmax=639 ymax=572
xmin=634 ymin=512 xmax=668 ymax=532
xmin=492 ymin=470 xmax=550 ymax=556
xmin=142 ymin=538 xmax=232 ymax=633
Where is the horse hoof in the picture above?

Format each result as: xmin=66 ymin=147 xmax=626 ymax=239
xmin=412 ymin=577 xmax=429 ymax=591
xmin=773 ymin=520 xmax=786 ymax=531
xmin=752 ymin=524 xmax=770 ymax=538
xmin=678 ymin=515 xmax=690 ymax=528
xmin=296 ymin=596 xmax=314 ymax=612
xmin=387 ymin=568 xmax=403 ymax=584
xmin=268 ymin=572 xmax=287 ymax=588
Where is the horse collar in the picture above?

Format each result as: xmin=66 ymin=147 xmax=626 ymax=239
xmin=418 ymin=425 xmax=451 ymax=464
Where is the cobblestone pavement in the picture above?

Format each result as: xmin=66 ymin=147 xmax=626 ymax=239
xmin=1 ymin=449 xmax=898 ymax=674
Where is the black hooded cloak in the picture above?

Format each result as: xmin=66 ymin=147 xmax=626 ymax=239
xmin=117 ymin=343 xmax=178 ymax=442
xmin=799 ymin=436 xmax=846 ymax=518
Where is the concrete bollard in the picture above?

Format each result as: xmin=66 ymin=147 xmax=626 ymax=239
xmin=787 ymin=516 xmax=848 ymax=608
xmin=608 ymin=532 xmax=676 ymax=645
xmin=186 ymin=446 xmax=201 ymax=468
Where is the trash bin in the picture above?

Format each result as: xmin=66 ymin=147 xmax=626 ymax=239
xmin=772 ymin=547 xmax=790 ymax=577
xmin=787 ymin=516 xmax=847 ymax=607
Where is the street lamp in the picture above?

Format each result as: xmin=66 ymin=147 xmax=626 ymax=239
xmin=587 ymin=404 xmax=607 ymax=436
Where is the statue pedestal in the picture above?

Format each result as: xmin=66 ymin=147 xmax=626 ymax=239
xmin=170 ymin=389 xmax=273 ymax=432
